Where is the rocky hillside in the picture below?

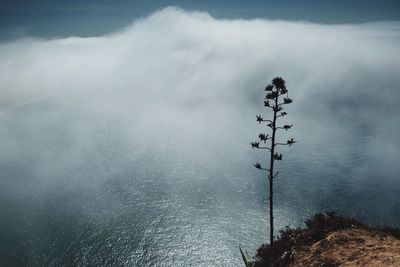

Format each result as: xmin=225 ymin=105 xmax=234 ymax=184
xmin=252 ymin=212 xmax=400 ymax=267
xmin=291 ymin=228 xmax=400 ymax=266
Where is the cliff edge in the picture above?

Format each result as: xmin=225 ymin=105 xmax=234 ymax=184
xmin=291 ymin=227 xmax=400 ymax=266
xmin=252 ymin=212 xmax=400 ymax=267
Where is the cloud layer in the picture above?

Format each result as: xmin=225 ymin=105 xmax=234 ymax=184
xmin=0 ymin=7 xmax=400 ymax=266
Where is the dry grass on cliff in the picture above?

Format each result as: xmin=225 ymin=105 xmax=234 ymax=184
xmin=254 ymin=212 xmax=400 ymax=267
xmin=292 ymin=228 xmax=400 ymax=266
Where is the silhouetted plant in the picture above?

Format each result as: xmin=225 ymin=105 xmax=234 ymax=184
xmin=251 ymin=77 xmax=295 ymax=244
xmin=304 ymin=211 xmax=365 ymax=241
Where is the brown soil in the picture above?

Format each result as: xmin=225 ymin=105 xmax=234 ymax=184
xmin=291 ymin=228 xmax=400 ymax=267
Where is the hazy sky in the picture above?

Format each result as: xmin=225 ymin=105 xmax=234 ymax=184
xmin=1 ymin=0 xmax=400 ymax=40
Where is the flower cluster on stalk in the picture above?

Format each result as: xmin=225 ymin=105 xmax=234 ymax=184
xmin=251 ymin=77 xmax=296 ymax=171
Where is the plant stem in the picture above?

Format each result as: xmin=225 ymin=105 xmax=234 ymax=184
xmin=268 ymin=95 xmax=278 ymax=244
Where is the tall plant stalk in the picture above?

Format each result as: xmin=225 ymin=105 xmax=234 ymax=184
xmin=251 ymin=77 xmax=295 ymax=244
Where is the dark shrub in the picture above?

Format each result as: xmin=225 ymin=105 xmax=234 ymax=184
xmin=304 ymin=211 xmax=365 ymax=241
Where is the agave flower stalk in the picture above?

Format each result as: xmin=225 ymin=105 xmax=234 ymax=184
xmin=250 ymin=77 xmax=296 ymax=244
